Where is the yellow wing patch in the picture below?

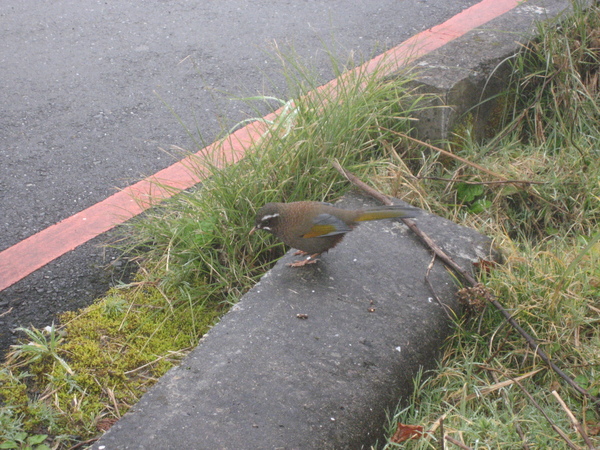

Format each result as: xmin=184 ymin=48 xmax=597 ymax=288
xmin=302 ymin=224 xmax=338 ymax=239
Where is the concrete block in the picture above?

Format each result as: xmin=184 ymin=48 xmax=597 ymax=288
xmin=411 ymin=0 xmax=577 ymax=141
xmin=95 ymin=192 xmax=494 ymax=449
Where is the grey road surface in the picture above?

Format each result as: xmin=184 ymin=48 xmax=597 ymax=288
xmin=0 ymin=0 xmax=478 ymax=352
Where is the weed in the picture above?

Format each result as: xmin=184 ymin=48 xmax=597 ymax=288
xmin=0 ymin=47 xmax=431 ymax=446
xmin=7 ymin=325 xmax=72 ymax=376
xmin=0 ymin=432 xmax=50 ymax=450
xmin=382 ymin=3 xmax=600 ymax=448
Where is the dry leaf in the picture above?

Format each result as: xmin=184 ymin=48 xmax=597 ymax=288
xmin=391 ymin=423 xmax=424 ymax=443
xmin=96 ymin=417 xmax=118 ymax=432
xmin=587 ymin=422 xmax=600 ymax=436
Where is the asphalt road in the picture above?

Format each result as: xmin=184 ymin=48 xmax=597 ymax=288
xmin=0 ymin=0 xmax=478 ymax=353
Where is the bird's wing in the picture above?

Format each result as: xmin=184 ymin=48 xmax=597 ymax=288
xmin=301 ymin=213 xmax=352 ymax=238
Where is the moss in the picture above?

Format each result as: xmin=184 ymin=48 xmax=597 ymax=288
xmin=0 ymin=280 xmax=222 ymax=445
xmin=0 ymin=369 xmax=29 ymax=407
xmin=0 ymin=57 xmax=430 ymax=447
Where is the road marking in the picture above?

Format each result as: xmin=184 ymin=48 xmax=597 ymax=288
xmin=0 ymin=0 xmax=520 ymax=291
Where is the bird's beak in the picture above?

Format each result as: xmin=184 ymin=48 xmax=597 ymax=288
xmin=249 ymin=226 xmax=257 ymax=235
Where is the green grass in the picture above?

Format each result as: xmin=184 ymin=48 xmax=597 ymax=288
xmin=2 ymin=4 xmax=600 ymax=448
xmin=381 ymin=3 xmax=600 ymax=448
xmin=0 ymin=51 xmax=432 ymax=448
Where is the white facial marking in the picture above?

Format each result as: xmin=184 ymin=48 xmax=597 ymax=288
xmin=260 ymin=213 xmax=279 ymax=221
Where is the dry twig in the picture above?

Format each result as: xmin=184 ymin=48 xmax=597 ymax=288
xmin=513 ymin=378 xmax=579 ymax=450
xmin=425 ymin=413 xmax=447 ymax=440
xmin=414 ymin=175 xmax=545 ymax=186
xmin=445 ymin=435 xmax=473 ymax=450
xmin=381 ymin=129 xmax=505 ymax=179
xmin=425 ymin=254 xmax=454 ymax=321
xmin=331 ymin=160 xmax=600 ymax=410
xmin=552 ymin=390 xmax=596 ymax=449
xmin=67 ymin=437 xmax=100 ymax=450
xmin=449 ymin=368 xmax=543 ymax=404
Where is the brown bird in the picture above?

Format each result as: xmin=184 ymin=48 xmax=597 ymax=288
xmin=251 ymin=201 xmax=419 ymax=267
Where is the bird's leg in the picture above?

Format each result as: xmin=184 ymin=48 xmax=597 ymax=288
xmin=287 ymin=252 xmax=322 ymax=267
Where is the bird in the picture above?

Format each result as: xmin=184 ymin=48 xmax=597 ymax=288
xmin=251 ymin=201 xmax=420 ymax=267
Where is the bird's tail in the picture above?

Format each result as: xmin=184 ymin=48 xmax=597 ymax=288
xmin=355 ymin=205 xmax=420 ymax=222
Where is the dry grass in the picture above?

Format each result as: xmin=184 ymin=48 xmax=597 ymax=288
xmin=381 ymin=4 xmax=600 ymax=448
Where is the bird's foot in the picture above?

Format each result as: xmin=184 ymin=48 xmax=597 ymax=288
xmin=287 ymin=253 xmax=321 ymax=267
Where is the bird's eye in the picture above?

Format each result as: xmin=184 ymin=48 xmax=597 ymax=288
xmin=258 ymin=213 xmax=279 ymax=230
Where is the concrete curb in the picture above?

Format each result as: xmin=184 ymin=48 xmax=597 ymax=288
xmin=95 ymin=192 xmax=494 ymax=449
xmin=94 ymin=1 xmax=576 ymax=448
xmin=413 ymin=0 xmax=574 ymax=141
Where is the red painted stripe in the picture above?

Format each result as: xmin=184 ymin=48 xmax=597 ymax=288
xmin=0 ymin=121 xmax=268 ymax=291
xmin=0 ymin=0 xmax=520 ymax=291
xmin=363 ymin=0 xmax=520 ymax=74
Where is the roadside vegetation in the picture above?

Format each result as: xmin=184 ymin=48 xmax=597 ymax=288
xmin=382 ymin=5 xmax=600 ymax=448
xmin=1 ymin=3 xmax=599 ymax=449
xmin=0 ymin=48 xmax=431 ymax=448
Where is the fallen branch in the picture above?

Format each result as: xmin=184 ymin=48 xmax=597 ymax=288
xmin=332 ymin=160 xmax=600 ymax=409
xmin=331 ymin=159 xmax=473 ymax=283
xmin=424 ymin=413 xmax=447 ymax=444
